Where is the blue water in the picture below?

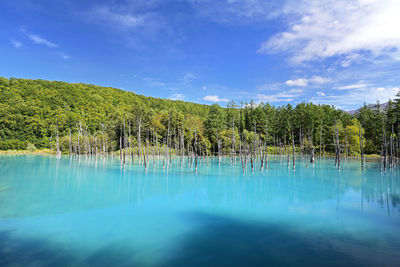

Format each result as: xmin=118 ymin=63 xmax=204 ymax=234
xmin=0 ymin=155 xmax=399 ymax=266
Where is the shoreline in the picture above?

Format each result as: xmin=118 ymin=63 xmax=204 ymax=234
xmin=0 ymin=150 xmax=381 ymax=159
xmin=0 ymin=150 xmax=53 ymax=155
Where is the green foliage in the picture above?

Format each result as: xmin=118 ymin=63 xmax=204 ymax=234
xmin=355 ymin=102 xmax=383 ymax=154
xmin=364 ymin=140 xmax=376 ymax=154
xmin=204 ymin=104 xmax=225 ymax=148
xmin=0 ymin=139 xmax=27 ymax=150
xmin=26 ymin=143 xmax=37 ymax=152
xmin=218 ymin=128 xmax=240 ymax=153
xmin=343 ymin=119 xmax=364 ymax=155
xmin=0 ymin=77 xmax=395 ymax=155
xmin=0 ymin=77 xmax=209 ymax=150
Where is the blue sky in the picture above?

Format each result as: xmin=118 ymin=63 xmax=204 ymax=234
xmin=1 ymin=0 xmax=400 ymax=110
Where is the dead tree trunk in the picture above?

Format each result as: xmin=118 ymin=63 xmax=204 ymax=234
xmin=319 ymin=122 xmax=323 ymax=158
xmin=194 ymin=130 xmax=198 ymax=172
xmin=265 ymin=122 xmax=268 ymax=170
xmin=144 ymin=137 xmax=149 ymax=172
xmin=217 ymin=131 xmax=222 ymax=165
xmin=56 ymin=128 xmax=61 ymax=159
xmin=335 ymin=123 xmax=341 ymax=170
xmin=123 ymin=118 xmax=126 ymax=165
xmin=119 ymin=134 xmax=122 ymax=162
xmin=382 ymin=120 xmax=387 ymax=171
xmin=167 ymin=115 xmax=171 ymax=166
xmin=239 ymin=138 xmax=245 ymax=173
xmin=231 ymin=118 xmax=235 ymax=165
xmin=292 ymin=131 xmax=295 ymax=169
xmin=396 ymin=127 xmax=399 ymax=164
xmin=309 ymin=135 xmax=315 ymax=163
xmin=137 ymin=117 xmax=142 ymax=161
xmin=128 ymin=122 xmax=132 ymax=161
xmin=390 ymin=125 xmax=394 ymax=168
xmin=344 ymin=128 xmax=348 ymax=160
xmin=359 ymin=127 xmax=364 ymax=170
xmin=299 ymin=127 xmax=303 ymax=158
xmin=69 ymin=129 xmax=72 ymax=156
xmin=77 ymin=121 xmax=82 ymax=156
xmin=101 ymin=124 xmax=106 ymax=156
xmin=260 ymin=141 xmax=265 ymax=171
xmin=94 ymin=136 xmax=98 ymax=157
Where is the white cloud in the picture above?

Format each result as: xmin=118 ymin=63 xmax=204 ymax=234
xmin=257 ymin=88 xmax=303 ymax=102
xmin=187 ymin=0 xmax=276 ymax=23
xmin=259 ymin=0 xmax=400 ymax=63
xmin=25 ymin=32 xmax=58 ymax=48
xmin=10 ymin=39 xmax=22 ymax=48
xmin=285 ymin=76 xmax=330 ymax=87
xmin=61 ymin=53 xmax=70 ymax=60
xmin=182 ymin=72 xmax=196 ymax=85
xmin=203 ymin=95 xmax=229 ymax=102
xmin=257 ymin=94 xmax=293 ymax=102
xmin=257 ymin=83 xmax=279 ymax=91
xmin=218 ymin=0 xmax=272 ymax=19
xmin=170 ymin=93 xmax=185 ymax=100
xmin=287 ymin=88 xmax=303 ymax=93
xmin=311 ymin=86 xmax=399 ymax=109
xmin=286 ymin=78 xmax=308 ymax=87
xmin=337 ymin=83 xmax=370 ymax=90
xmin=339 ymin=53 xmax=363 ymax=67
xmin=309 ymin=76 xmax=330 ymax=84
xmin=316 ymin=91 xmax=326 ymax=96
xmin=142 ymin=77 xmax=166 ymax=87
xmin=89 ymin=6 xmax=147 ymax=29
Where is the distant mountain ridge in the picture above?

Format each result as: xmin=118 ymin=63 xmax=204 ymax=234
xmin=346 ymin=102 xmax=388 ymax=115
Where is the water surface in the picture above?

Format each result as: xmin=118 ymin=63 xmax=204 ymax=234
xmin=0 ymin=155 xmax=399 ymax=266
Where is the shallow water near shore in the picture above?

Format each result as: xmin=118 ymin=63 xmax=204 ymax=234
xmin=0 ymin=155 xmax=399 ymax=266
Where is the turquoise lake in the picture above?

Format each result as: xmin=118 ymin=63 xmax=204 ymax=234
xmin=0 ymin=155 xmax=399 ymax=266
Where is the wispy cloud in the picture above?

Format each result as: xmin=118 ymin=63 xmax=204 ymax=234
xmin=337 ymin=83 xmax=370 ymax=90
xmin=203 ymin=95 xmax=229 ymax=102
xmin=187 ymin=0 xmax=277 ymax=24
xmin=285 ymin=76 xmax=330 ymax=87
xmin=170 ymin=93 xmax=185 ymax=100
xmin=142 ymin=77 xmax=166 ymax=87
xmin=84 ymin=3 xmax=167 ymax=49
xmin=18 ymin=27 xmax=71 ymax=59
xmin=181 ymin=72 xmax=196 ymax=85
xmin=311 ymin=86 xmax=399 ymax=110
xmin=89 ymin=6 xmax=148 ymax=29
xmin=10 ymin=39 xmax=22 ymax=48
xmin=285 ymin=78 xmax=308 ymax=87
xmin=309 ymin=76 xmax=330 ymax=84
xmin=339 ymin=53 xmax=363 ymax=67
xmin=21 ymin=28 xmax=58 ymax=48
xmin=259 ymin=0 xmax=400 ymax=64
xmin=257 ymin=83 xmax=280 ymax=91
xmin=61 ymin=53 xmax=70 ymax=60
xmin=257 ymin=88 xmax=304 ymax=103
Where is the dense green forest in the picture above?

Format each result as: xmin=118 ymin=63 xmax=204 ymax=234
xmin=0 ymin=77 xmax=399 ymax=155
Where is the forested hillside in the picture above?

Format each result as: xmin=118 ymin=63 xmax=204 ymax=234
xmin=0 ymin=77 xmax=210 ymax=150
xmin=0 ymin=77 xmax=399 ymax=155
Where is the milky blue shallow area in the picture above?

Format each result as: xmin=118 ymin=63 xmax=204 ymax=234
xmin=0 ymin=155 xmax=399 ymax=266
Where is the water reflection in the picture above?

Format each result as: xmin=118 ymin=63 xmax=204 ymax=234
xmin=0 ymin=155 xmax=399 ymax=219
xmin=1 ymin=155 xmax=400 ymax=266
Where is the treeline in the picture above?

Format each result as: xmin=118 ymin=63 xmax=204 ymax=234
xmin=0 ymin=77 xmax=399 ymax=156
